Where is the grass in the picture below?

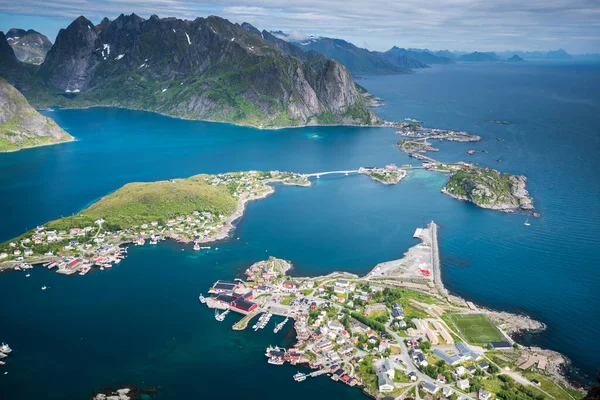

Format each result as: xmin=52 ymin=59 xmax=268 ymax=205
xmin=521 ymin=371 xmax=585 ymax=400
xmin=451 ymin=313 xmax=506 ymax=344
xmin=444 ymin=166 xmax=519 ymax=208
xmin=33 ymin=175 xmax=235 ymax=233
xmin=368 ymin=309 xmax=388 ymax=319
xmin=280 ymin=295 xmax=296 ymax=306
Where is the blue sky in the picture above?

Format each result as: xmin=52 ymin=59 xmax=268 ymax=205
xmin=0 ymin=0 xmax=599 ymax=53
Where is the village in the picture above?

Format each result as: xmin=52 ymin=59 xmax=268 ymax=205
xmin=198 ymin=225 xmax=576 ymax=400
xmin=0 ymin=171 xmax=310 ymax=277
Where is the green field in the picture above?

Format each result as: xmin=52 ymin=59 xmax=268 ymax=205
xmin=451 ymin=313 xmax=506 ymax=344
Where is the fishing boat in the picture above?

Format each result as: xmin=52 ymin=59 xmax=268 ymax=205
xmin=524 ymin=219 xmax=531 ymax=226
xmin=293 ymin=372 xmax=307 ymax=382
xmin=0 ymin=344 xmax=11 ymax=354
xmin=198 ymin=294 xmax=206 ymax=304
xmin=267 ymin=357 xmax=284 ymax=365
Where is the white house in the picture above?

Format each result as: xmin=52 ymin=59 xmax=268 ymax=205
xmin=457 ymin=379 xmax=471 ymax=390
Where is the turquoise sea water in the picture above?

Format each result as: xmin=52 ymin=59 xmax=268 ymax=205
xmin=0 ymin=61 xmax=598 ymax=398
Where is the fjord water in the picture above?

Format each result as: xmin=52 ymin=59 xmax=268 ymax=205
xmin=0 ymin=61 xmax=599 ymax=398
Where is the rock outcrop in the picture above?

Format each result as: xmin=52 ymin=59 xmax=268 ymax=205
xmin=0 ymin=78 xmax=73 ymax=152
xmin=1 ymin=15 xmax=381 ymax=128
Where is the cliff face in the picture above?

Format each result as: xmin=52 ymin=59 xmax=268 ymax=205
xmin=0 ymin=78 xmax=73 ymax=152
xmin=6 ymin=28 xmax=52 ymax=65
xmin=442 ymin=167 xmax=533 ymax=212
xmin=27 ymin=15 xmax=380 ymax=127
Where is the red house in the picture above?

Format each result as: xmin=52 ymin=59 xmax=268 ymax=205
xmin=232 ymin=298 xmax=257 ymax=312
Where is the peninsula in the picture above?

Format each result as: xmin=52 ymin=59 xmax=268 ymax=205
xmin=199 ymin=223 xmax=581 ymax=400
xmin=0 ymin=167 xmax=412 ymax=274
xmin=0 ymin=78 xmax=73 ymax=152
xmin=0 ymin=170 xmax=310 ymax=273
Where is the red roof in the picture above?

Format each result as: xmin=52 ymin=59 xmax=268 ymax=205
xmin=67 ymin=259 xmax=80 ymax=267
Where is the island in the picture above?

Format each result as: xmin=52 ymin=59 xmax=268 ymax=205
xmin=198 ymin=222 xmax=581 ymax=400
xmin=0 ymin=78 xmax=73 ymax=152
xmin=396 ymin=123 xmax=481 ymax=142
xmin=443 ymin=167 xmax=533 ymax=212
xmin=359 ymin=165 xmax=407 ymax=185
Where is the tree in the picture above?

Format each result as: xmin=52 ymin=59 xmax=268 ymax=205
xmin=420 ymin=341 xmax=431 ymax=351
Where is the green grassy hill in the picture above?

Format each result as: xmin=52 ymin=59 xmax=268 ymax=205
xmin=45 ymin=174 xmax=237 ymax=231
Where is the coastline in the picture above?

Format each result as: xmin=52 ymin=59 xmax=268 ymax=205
xmin=37 ymin=104 xmax=397 ymax=131
xmin=0 ymin=135 xmax=75 ymax=153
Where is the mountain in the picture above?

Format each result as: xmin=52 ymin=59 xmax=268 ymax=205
xmin=0 ymin=78 xmax=73 ymax=152
xmin=457 ymin=52 xmax=500 ymax=62
xmin=291 ymin=36 xmax=425 ymax=75
xmin=0 ymin=15 xmax=381 ymax=129
xmin=496 ymin=49 xmax=572 ymax=60
xmin=506 ymin=54 xmax=524 ymax=62
xmin=0 ymin=31 xmax=36 ymax=91
xmin=408 ymin=48 xmax=458 ymax=60
xmin=383 ymin=46 xmax=453 ymax=64
xmin=5 ymin=28 xmax=52 ymax=65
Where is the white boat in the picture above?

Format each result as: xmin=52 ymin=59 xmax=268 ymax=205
xmin=0 ymin=353 xmax=6 ymax=359
xmin=524 ymin=219 xmax=531 ymax=226
xmin=293 ymin=372 xmax=306 ymax=382
xmin=199 ymin=294 xmax=206 ymax=304
xmin=268 ymin=358 xmax=284 ymax=365
xmin=0 ymin=344 xmax=11 ymax=354
xmin=41 ymin=286 xmax=47 ymax=290
xmin=25 ymin=274 xmax=30 ymax=277
xmin=193 ymin=243 xmax=200 ymax=251
xmin=274 ymin=317 xmax=289 ymax=333
xmin=100 ymin=267 xmax=104 ymax=271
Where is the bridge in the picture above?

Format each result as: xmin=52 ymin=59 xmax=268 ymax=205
xmin=303 ymin=170 xmax=359 ymax=178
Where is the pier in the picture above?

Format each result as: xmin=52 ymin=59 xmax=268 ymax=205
xmin=429 ymin=221 xmax=447 ymax=296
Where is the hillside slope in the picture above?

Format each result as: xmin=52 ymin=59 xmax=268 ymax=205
xmin=0 ymin=78 xmax=73 ymax=152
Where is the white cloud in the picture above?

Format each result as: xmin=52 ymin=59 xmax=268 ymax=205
xmin=0 ymin=0 xmax=598 ymax=53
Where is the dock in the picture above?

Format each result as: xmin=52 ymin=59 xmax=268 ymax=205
xmin=428 ymin=221 xmax=447 ymax=296
xmin=232 ymin=310 xmax=260 ymax=331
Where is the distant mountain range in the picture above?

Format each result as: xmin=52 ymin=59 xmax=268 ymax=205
xmin=5 ymin=28 xmax=52 ymax=65
xmin=287 ymin=35 xmax=425 ymax=75
xmin=0 ymin=15 xmax=381 ymax=129
xmin=409 ymin=47 xmax=600 ymax=61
